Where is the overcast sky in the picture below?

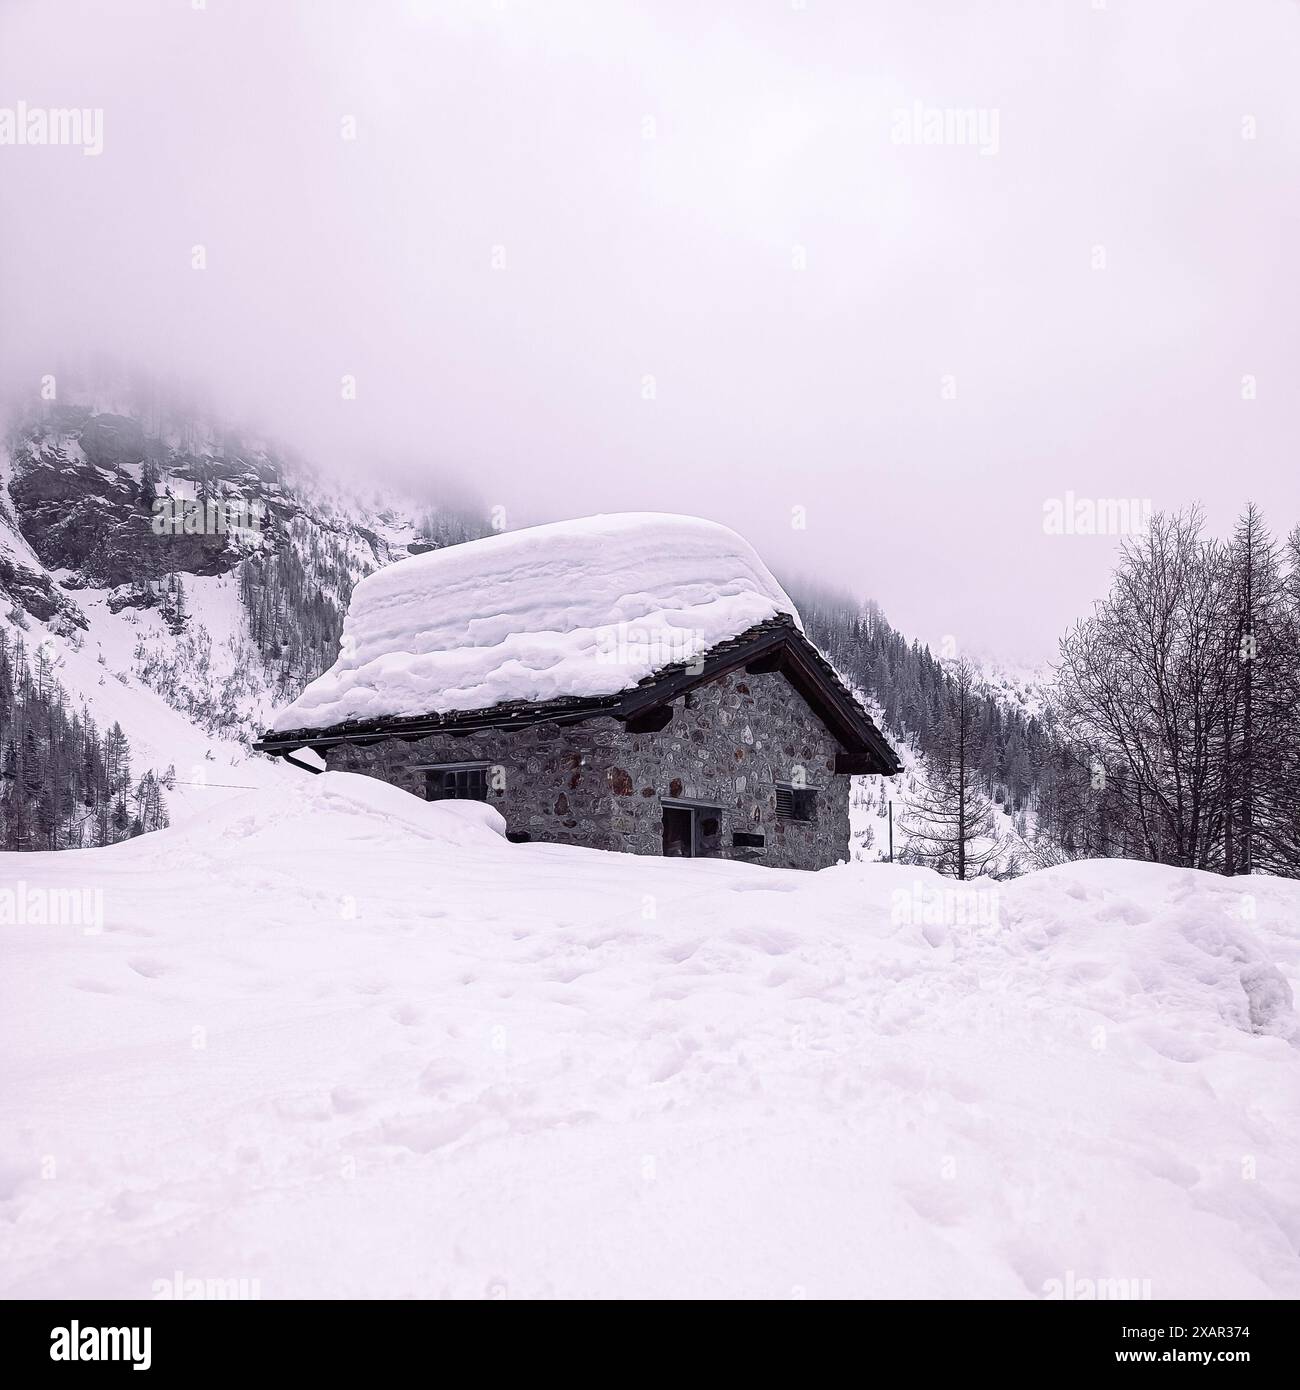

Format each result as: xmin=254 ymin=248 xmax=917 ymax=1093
xmin=2 ymin=0 xmax=1298 ymax=661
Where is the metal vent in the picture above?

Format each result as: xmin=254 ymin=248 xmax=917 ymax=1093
xmin=776 ymin=783 xmax=816 ymax=822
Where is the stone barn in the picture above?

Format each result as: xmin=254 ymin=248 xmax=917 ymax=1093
xmin=254 ymin=513 xmax=899 ymax=870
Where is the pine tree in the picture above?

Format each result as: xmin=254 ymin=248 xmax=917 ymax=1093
xmin=140 ymin=459 xmax=160 ymax=513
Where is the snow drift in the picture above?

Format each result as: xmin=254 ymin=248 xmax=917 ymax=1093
xmin=270 ymin=512 xmax=799 ymax=732
xmin=2 ymin=772 xmax=1299 ymax=1299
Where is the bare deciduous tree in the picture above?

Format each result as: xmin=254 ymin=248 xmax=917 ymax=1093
xmin=901 ymin=657 xmax=1004 ymax=879
xmin=1055 ymin=505 xmax=1300 ymax=876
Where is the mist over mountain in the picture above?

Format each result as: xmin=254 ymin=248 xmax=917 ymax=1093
xmin=6 ymin=1 xmax=1298 ymax=664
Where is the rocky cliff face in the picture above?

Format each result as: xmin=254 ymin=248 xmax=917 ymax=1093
xmin=14 ymin=422 xmax=246 ymax=588
xmin=9 ymin=406 xmax=327 ymax=593
xmin=4 ymin=399 xmax=485 ymax=638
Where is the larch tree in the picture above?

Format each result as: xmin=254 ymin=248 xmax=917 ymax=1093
xmin=901 ymin=657 xmax=1004 ymax=880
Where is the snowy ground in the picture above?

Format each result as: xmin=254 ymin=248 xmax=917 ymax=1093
xmin=2 ymin=772 xmax=1298 ymax=1299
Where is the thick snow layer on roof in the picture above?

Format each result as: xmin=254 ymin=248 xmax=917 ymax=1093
xmin=271 ymin=513 xmax=800 ymax=732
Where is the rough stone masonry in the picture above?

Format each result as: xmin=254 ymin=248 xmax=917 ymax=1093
xmin=325 ymin=668 xmax=851 ymax=871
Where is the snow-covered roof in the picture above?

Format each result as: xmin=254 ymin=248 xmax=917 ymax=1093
xmin=270 ymin=512 xmax=800 ymax=733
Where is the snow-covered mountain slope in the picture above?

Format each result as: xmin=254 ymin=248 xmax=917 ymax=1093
xmin=0 ymin=398 xmax=486 ymax=837
xmin=6 ymin=576 xmax=289 ymax=821
xmin=976 ymin=656 xmax=1055 ymax=723
xmin=2 ymin=771 xmax=1296 ymax=1298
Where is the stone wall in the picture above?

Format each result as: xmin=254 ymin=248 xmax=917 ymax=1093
xmin=606 ymin=670 xmax=849 ymax=871
xmin=322 ymin=719 xmax=624 ymax=850
xmin=322 ymin=668 xmax=850 ymax=870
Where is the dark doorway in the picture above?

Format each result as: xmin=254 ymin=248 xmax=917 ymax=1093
xmin=662 ymin=805 xmax=693 ymax=857
xmin=661 ymin=802 xmax=723 ymax=858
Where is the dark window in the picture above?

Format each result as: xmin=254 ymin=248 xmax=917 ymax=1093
xmin=661 ymin=803 xmax=724 ymax=858
xmin=732 ymin=831 xmax=765 ymax=849
xmin=776 ymin=783 xmax=816 ymax=822
xmin=425 ymin=765 xmax=489 ymax=802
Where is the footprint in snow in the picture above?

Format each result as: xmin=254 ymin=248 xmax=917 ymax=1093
xmin=730 ymin=924 xmax=800 ymax=955
xmin=272 ymin=1093 xmax=333 ymax=1122
xmin=0 ymin=1157 xmax=34 ymax=1202
xmin=900 ymin=1181 xmax=967 ymax=1228
xmin=418 ymin=1059 xmax=469 ymax=1094
xmin=381 ymin=1108 xmax=482 ymax=1154
xmin=545 ymin=965 xmax=590 ymax=984
xmin=1139 ymin=1147 xmax=1201 ymax=1189
xmin=127 ymin=957 xmax=169 ymax=979
xmin=73 ymin=978 xmax=119 ymax=995
xmin=111 ymin=1189 xmax=150 ymax=1221
xmin=1096 ymin=900 xmax=1150 ymax=925
xmin=663 ymin=941 xmax=701 ymax=963
xmin=648 ymin=1048 xmax=687 ymax=1083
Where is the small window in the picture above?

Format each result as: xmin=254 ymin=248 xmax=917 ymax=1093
xmin=733 ymin=831 xmax=765 ymax=849
xmin=425 ymin=765 xmax=489 ymax=802
xmin=776 ymin=783 xmax=816 ymax=822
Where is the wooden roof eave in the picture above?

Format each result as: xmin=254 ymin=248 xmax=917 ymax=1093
xmin=252 ymin=696 xmax=623 ymax=754
xmin=254 ymin=622 xmax=900 ymax=775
